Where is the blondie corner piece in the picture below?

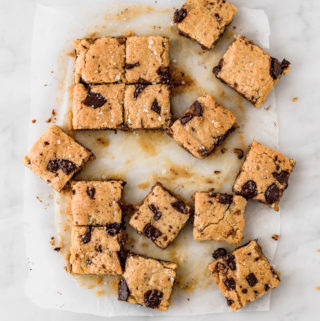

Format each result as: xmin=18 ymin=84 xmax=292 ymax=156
xmin=173 ymin=0 xmax=237 ymax=50
xmin=208 ymin=240 xmax=281 ymax=312
xmin=129 ymin=183 xmax=191 ymax=249
xmin=193 ymin=192 xmax=246 ymax=244
xmin=168 ymin=95 xmax=236 ymax=159
xmin=213 ymin=35 xmax=291 ymax=107
xmin=118 ymin=254 xmax=177 ymax=311
xmin=233 ymin=140 xmax=296 ymax=211
xmin=23 ymin=125 xmax=93 ymax=192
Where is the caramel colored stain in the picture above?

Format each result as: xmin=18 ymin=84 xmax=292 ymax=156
xmin=95 ymin=290 xmax=105 ymax=297
xmin=135 ymin=131 xmax=169 ymax=156
xmin=95 ymin=137 xmax=110 ymax=147
xmin=170 ymin=66 xmax=195 ymax=95
xmin=317 ymin=249 xmax=320 ymax=253
xmin=104 ymin=4 xmax=153 ymax=21
xmin=138 ymin=181 xmax=150 ymax=189
xmin=316 ymin=286 xmax=320 ymax=291
xmin=67 ymin=51 xmax=76 ymax=58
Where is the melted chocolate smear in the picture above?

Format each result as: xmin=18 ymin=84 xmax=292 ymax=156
xmin=180 ymin=113 xmax=194 ymax=125
xmin=157 ymin=67 xmax=170 ymax=83
xmin=212 ymin=58 xmax=224 ymax=76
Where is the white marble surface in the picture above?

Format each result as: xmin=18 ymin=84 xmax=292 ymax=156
xmin=0 ymin=0 xmax=319 ymax=320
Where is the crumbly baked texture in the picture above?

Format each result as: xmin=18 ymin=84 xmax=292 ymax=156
xmin=233 ymin=140 xmax=295 ymax=211
xmin=173 ymin=0 xmax=237 ymax=50
xmin=71 ymin=180 xmax=124 ymax=226
xmin=193 ymin=192 xmax=246 ymax=244
xmin=208 ymin=240 xmax=281 ymax=312
xmin=168 ymin=95 xmax=236 ymax=159
xmin=23 ymin=125 xmax=93 ymax=192
xmin=74 ymin=37 xmax=126 ymax=84
xmin=125 ymin=36 xmax=170 ymax=84
xmin=124 ymin=84 xmax=172 ymax=129
xmin=129 ymin=183 xmax=191 ymax=249
xmin=118 ymin=254 xmax=177 ymax=311
xmin=213 ymin=35 xmax=291 ymax=107
xmin=72 ymin=83 xmax=125 ymax=130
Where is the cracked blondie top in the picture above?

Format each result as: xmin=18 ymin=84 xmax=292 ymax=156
xmin=233 ymin=140 xmax=295 ymax=211
xmin=168 ymin=95 xmax=236 ymax=159
xmin=129 ymin=183 xmax=191 ymax=249
xmin=124 ymin=84 xmax=171 ymax=129
xmin=125 ymin=36 xmax=170 ymax=84
xmin=74 ymin=37 xmax=126 ymax=84
xmin=173 ymin=0 xmax=237 ymax=50
xmin=23 ymin=125 xmax=93 ymax=192
xmin=208 ymin=240 xmax=281 ymax=312
xmin=71 ymin=180 xmax=124 ymax=226
xmin=70 ymin=225 xmax=122 ymax=275
xmin=72 ymin=83 xmax=125 ymax=129
xmin=213 ymin=35 xmax=291 ymax=107
xmin=118 ymin=254 xmax=177 ymax=311
xmin=193 ymin=192 xmax=246 ymax=244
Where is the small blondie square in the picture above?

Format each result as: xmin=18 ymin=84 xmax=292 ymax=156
xmin=208 ymin=240 xmax=281 ymax=312
xmin=70 ymin=226 xmax=122 ymax=275
xmin=125 ymin=36 xmax=170 ymax=84
xmin=71 ymin=180 xmax=125 ymax=226
xmin=74 ymin=36 xmax=126 ymax=84
xmin=23 ymin=125 xmax=93 ymax=192
xmin=233 ymin=140 xmax=295 ymax=211
xmin=213 ymin=35 xmax=291 ymax=107
xmin=72 ymin=83 xmax=125 ymax=130
xmin=124 ymin=84 xmax=172 ymax=129
xmin=193 ymin=192 xmax=246 ymax=244
xmin=129 ymin=183 xmax=191 ymax=249
xmin=168 ymin=95 xmax=236 ymax=159
xmin=173 ymin=0 xmax=237 ymax=50
xmin=118 ymin=254 xmax=177 ymax=311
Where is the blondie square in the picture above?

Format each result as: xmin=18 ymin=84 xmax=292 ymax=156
xmin=193 ymin=192 xmax=246 ymax=244
xmin=70 ymin=226 xmax=122 ymax=275
xmin=129 ymin=183 xmax=191 ymax=249
xmin=233 ymin=140 xmax=296 ymax=211
xmin=72 ymin=83 xmax=125 ymax=130
xmin=118 ymin=254 xmax=177 ymax=311
xmin=125 ymin=36 xmax=170 ymax=84
xmin=71 ymin=180 xmax=125 ymax=226
xmin=168 ymin=95 xmax=236 ymax=159
xmin=213 ymin=35 xmax=291 ymax=107
xmin=173 ymin=0 xmax=237 ymax=50
xmin=208 ymin=240 xmax=281 ymax=311
xmin=23 ymin=125 xmax=93 ymax=192
xmin=74 ymin=36 xmax=126 ymax=84
xmin=124 ymin=84 xmax=171 ymax=129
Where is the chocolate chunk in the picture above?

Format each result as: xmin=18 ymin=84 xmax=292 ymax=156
xmin=240 ymin=180 xmax=257 ymax=199
xmin=143 ymin=223 xmax=162 ymax=241
xmin=265 ymin=183 xmax=280 ymax=204
xmin=151 ymin=99 xmax=161 ymax=115
xmin=171 ymin=200 xmax=189 ymax=214
xmin=105 ymin=223 xmax=121 ymax=236
xmin=233 ymin=148 xmax=244 ymax=159
xmin=47 ymin=160 xmax=59 ymax=173
xmin=83 ymin=92 xmax=106 ymax=108
xmin=218 ymin=194 xmax=233 ymax=204
xmin=180 ymin=113 xmax=194 ymax=125
xmin=224 ymin=278 xmax=236 ymax=290
xmin=86 ymin=187 xmax=95 ymax=199
xmin=173 ymin=8 xmax=187 ymax=23
xmin=272 ymin=170 xmax=290 ymax=185
xmin=264 ymin=284 xmax=270 ymax=291
xmin=242 ymin=288 xmax=248 ymax=294
xmin=281 ymin=59 xmax=290 ymax=70
xmin=118 ymin=278 xmax=130 ymax=301
xmin=192 ymin=101 xmax=203 ymax=116
xmin=270 ymin=57 xmax=283 ymax=79
xmin=57 ymin=159 xmax=77 ymax=175
xmin=148 ymin=204 xmax=162 ymax=221
xmin=134 ymin=84 xmax=147 ymax=100
xmin=157 ymin=67 xmax=170 ymax=83
xmin=212 ymin=58 xmax=224 ymax=76
xmin=81 ymin=227 xmax=92 ymax=244
xmin=144 ymin=289 xmax=163 ymax=309
xmin=226 ymin=298 xmax=234 ymax=306
xmin=246 ymin=273 xmax=258 ymax=287
xmin=212 ymin=248 xmax=227 ymax=259
xmin=224 ymin=254 xmax=236 ymax=271
xmin=125 ymin=62 xmax=140 ymax=69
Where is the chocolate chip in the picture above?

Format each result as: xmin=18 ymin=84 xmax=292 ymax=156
xmin=224 ymin=278 xmax=236 ymax=290
xmin=144 ymin=289 xmax=163 ymax=309
xmin=105 ymin=223 xmax=121 ymax=236
xmin=192 ymin=101 xmax=203 ymax=116
xmin=47 ymin=160 xmax=59 ymax=173
xmin=272 ymin=170 xmax=290 ymax=185
xmin=224 ymin=254 xmax=236 ymax=271
xmin=212 ymin=248 xmax=227 ymax=259
xmin=148 ymin=204 xmax=162 ymax=221
xmin=134 ymin=84 xmax=147 ymax=100
xmin=226 ymin=298 xmax=234 ymax=306
xmin=270 ymin=57 xmax=283 ymax=79
xmin=125 ymin=62 xmax=140 ymax=69
xmin=242 ymin=288 xmax=248 ymax=294
xmin=240 ymin=180 xmax=257 ymax=199
xmin=233 ymin=148 xmax=244 ymax=159
xmin=218 ymin=194 xmax=233 ymax=204
xmin=212 ymin=58 xmax=224 ymax=76
xmin=265 ymin=183 xmax=280 ymax=204
xmin=54 ymin=247 xmax=61 ymax=252
xmin=264 ymin=284 xmax=270 ymax=291
xmin=44 ymin=141 xmax=50 ymax=145
xmin=180 ymin=113 xmax=194 ymax=125
xmin=57 ymin=159 xmax=77 ymax=175
xmin=83 ymin=92 xmax=106 ymax=108
xmin=118 ymin=278 xmax=130 ymax=301
xmin=81 ymin=227 xmax=92 ymax=244
xmin=281 ymin=58 xmax=290 ymax=70
xmin=151 ymin=99 xmax=161 ymax=115
xmin=171 ymin=200 xmax=189 ymax=214
xmin=143 ymin=223 xmax=162 ymax=241
xmin=173 ymin=8 xmax=187 ymax=23
xmin=246 ymin=273 xmax=258 ymax=287
xmin=86 ymin=187 xmax=95 ymax=199
xmin=96 ymin=245 xmax=102 ymax=253
xmin=157 ymin=67 xmax=170 ymax=83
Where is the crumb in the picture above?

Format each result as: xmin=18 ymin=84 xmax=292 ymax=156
xmin=54 ymin=247 xmax=61 ymax=252
xmin=214 ymin=170 xmax=221 ymax=174
xmin=50 ymin=236 xmax=55 ymax=247
xmin=32 ymin=119 xmax=36 ymax=124
xmin=264 ymin=105 xmax=271 ymax=111
xmin=36 ymin=196 xmax=43 ymax=203
xmin=50 ymin=70 xmax=54 ymax=74
xmin=272 ymin=234 xmax=279 ymax=241
xmin=221 ymin=148 xmax=227 ymax=154
xmin=44 ymin=84 xmax=48 ymax=87
xmin=292 ymin=97 xmax=299 ymax=102
xmin=46 ymin=109 xmax=57 ymax=123
xmin=232 ymin=26 xmax=236 ymax=30
xmin=232 ymin=148 xmax=244 ymax=159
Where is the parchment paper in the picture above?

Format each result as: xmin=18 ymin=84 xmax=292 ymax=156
xmin=24 ymin=0 xmax=280 ymax=316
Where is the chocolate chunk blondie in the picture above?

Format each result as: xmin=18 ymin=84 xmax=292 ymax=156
xmin=193 ymin=192 xmax=246 ymax=244
xmin=173 ymin=0 xmax=237 ymax=50
xmin=208 ymin=240 xmax=281 ymax=311
xmin=213 ymin=35 xmax=291 ymax=107
xmin=124 ymin=84 xmax=172 ymax=129
xmin=118 ymin=253 xmax=177 ymax=311
xmin=168 ymin=95 xmax=236 ymax=159
xmin=129 ymin=183 xmax=191 ymax=249
xmin=233 ymin=140 xmax=296 ymax=211
xmin=23 ymin=125 xmax=93 ymax=192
